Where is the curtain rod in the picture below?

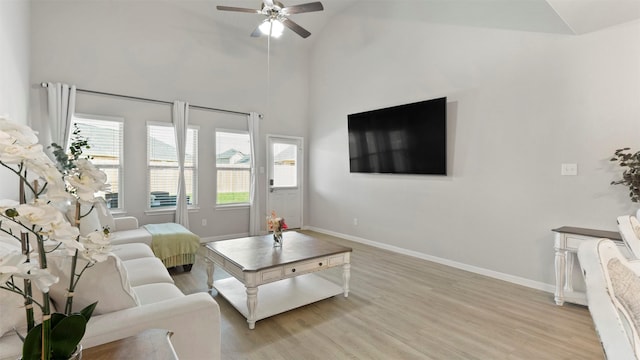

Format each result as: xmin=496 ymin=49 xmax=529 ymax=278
xmin=40 ymin=82 xmax=252 ymax=117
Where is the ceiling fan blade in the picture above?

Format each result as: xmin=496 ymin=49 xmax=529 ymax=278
xmin=216 ymin=5 xmax=261 ymax=14
xmin=281 ymin=18 xmax=311 ymax=38
xmin=251 ymin=25 xmax=263 ymax=37
xmin=281 ymin=2 xmax=324 ymax=15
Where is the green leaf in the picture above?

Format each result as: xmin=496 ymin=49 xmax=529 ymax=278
xmin=80 ymin=302 xmax=98 ymax=321
xmin=50 ymin=314 xmax=86 ymax=358
xmin=22 ymin=324 xmax=43 ymax=360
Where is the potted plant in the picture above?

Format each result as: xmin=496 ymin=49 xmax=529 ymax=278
xmin=0 ymin=117 xmax=111 ymax=359
xmin=610 ymin=147 xmax=640 ymax=208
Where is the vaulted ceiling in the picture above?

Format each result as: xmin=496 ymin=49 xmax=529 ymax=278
xmin=210 ymin=0 xmax=640 ymax=43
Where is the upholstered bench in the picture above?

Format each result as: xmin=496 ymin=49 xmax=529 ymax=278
xmin=80 ymin=202 xmax=200 ymax=270
xmin=143 ymin=223 xmax=200 ymax=270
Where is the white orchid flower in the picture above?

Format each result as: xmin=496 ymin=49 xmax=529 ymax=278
xmin=14 ymin=203 xmax=60 ymax=229
xmin=0 ymin=251 xmax=30 ymax=284
xmin=0 ymin=143 xmax=46 ymax=165
xmin=21 ymin=267 xmax=59 ymax=293
xmin=44 ymin=216 xmax=81 ymax=244
xmin=0 ymin=252 xmax=57 ymax=292
xmin=0 ymin=117 xmax=39 ymax=145
xmin=25 ymin=153 xmax=65 ymax=185
xmin=66 ymin=174 xmax=110 ymax=203
xmin=0 ymin=249 xmax=60 ymax=293
xmin=79 ymin=231 xmax=111 ymax=263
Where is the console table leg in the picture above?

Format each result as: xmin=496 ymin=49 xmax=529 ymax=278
xmin=565 ymin=252 xmax=575 ymax=293
xmin=206 ymin=258 xmax=214 ymax=290
xmin=343 ymin=263 xmax=351 ymax=298
xmin=554 ymin=248 xmax=566 ymax=305
xmin=246 ymin=287 xmax=258 ymax=329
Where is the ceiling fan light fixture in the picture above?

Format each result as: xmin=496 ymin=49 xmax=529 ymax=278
xmin=259 ymin=19 xmax=284 ymax=38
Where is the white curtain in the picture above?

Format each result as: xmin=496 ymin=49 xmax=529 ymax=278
xmin=44 ymin=82 xmax=76 ymax=160
xmin=173 ymin=100 xmax=190 ymax=228
xmin=248 ymin=112 xmax=261 ymax=236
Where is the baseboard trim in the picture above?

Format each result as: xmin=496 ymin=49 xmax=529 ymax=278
xmin=303 ymin=226 xmax=555 ymax=294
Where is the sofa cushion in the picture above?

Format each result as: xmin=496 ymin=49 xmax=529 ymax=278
xmin=48 ymin=252 xmax=140 ymax=315
xmin=111 ymin=243 xmax=155 ymax=261
xmin=132 ymin=283 xmax=185 ymax=305
xmin=123 ymin=257 xmax=174 ymax=287
xmin=110 ymin=228 xmax=153 ymax=247
xmin=608 ymin=258 xmax=640 ymax=330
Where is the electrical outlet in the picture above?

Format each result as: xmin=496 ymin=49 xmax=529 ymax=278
xmin=202 ymin=219 xmax=207 ymax=226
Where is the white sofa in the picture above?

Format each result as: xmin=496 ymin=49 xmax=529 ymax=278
xmin=0 ymin=236 xmax=221 ymax=360
xmin=578 ymin=238 xmax=640 ymax=359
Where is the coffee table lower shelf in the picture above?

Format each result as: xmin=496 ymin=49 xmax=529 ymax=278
xmin=214 ymin=273 xmax=343 ymax=325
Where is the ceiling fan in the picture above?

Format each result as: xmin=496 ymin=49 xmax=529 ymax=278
xmin=217 ymin=0 xmax=324 ymax=38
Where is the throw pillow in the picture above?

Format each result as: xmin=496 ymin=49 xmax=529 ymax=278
xmin=608 ymin=258 xmax=640 ymax=331
xmin=47 ymin=251 xmax=140 ymax=315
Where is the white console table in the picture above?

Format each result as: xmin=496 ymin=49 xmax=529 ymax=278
xmin=552 ymin=226 xmax=627 ymax=306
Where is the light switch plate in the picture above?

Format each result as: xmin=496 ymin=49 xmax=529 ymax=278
xmin=561 ymin=163 xmax=578 ymax=176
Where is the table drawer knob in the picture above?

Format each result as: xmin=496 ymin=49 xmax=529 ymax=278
xmin=319 ymin=262 xmax=323 ymax=266
xmin=291 ymin=268 xmax=296 ymax=273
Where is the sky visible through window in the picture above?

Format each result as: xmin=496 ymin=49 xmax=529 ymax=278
xmin=216 ymin=131 xmax=250 ymax=156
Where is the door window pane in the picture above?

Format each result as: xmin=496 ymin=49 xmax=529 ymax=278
xmin=272 ymin=143 xmax=297 ymax=187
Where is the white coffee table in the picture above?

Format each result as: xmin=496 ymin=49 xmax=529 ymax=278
xmin=201 ymin=232 xmax=352 ymax=329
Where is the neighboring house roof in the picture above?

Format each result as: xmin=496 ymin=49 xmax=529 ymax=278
xmin=75 ymin=122 xmax=194 ymax=163
xmin=274 ymin=146 xmax=295 ymax=164
xmin=217 ymin=148 xmax=250 ymax=165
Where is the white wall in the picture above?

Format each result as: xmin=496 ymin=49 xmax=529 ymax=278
xmin=307 ymin=11 xmax=640 ymax=288
xmin=30 ymin=1 xmax=310 ymax=238
xmin=0 ymin=0 xmax=30 ymax=200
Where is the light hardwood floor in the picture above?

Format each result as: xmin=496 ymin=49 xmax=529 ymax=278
xmin=170 ymin=231 xmax=603 ymax=360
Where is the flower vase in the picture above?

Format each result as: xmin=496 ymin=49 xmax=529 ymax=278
xmin=21 ymin=344 xmax=82 ymax=360
xmin=273 ymin=230 xmax=283 ymax=247
xmin=68 ymin=344 xmax=83 ymax=360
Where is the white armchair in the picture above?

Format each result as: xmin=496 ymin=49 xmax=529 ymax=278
xmin=617 ymin=215 xmax=640 ymax=259
xmin=578 ymin=238 xmax=640 ymax=359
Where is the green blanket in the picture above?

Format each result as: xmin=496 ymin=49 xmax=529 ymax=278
xmin=144 ymin=223 xmax=200 ymax=268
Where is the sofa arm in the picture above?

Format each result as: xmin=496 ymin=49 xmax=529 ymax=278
xmin=82 ymin=293 xmax=221 ymax=360
xmin=114 ymin=216 xmax=139 ymax=231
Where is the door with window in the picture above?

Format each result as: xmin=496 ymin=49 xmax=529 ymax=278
xmin=267 ymin=136 xmax=303 ymax=229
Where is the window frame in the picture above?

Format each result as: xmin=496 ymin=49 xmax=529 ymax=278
xmin=70 ymin=113 xmax=124 ymax=212
xmin=146 ymin=121 xmax=199 ymax=213
xmin=215 ymin=128 xmax=251 ymax=208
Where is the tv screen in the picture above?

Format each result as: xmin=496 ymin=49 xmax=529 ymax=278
xmin=348 ymin=97 xmax=447 ymax=175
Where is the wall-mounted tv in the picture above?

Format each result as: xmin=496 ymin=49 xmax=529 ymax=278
xmin=348 ymin=97 xmax=447 ymax=175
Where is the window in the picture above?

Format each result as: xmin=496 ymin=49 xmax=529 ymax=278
xmin=70 ymin=115 xmax=123 ymax=209
xmin=216 ymin=130 xmax=250 ymax=205
xmin=147 ymin=123 xmax=198 ymax=209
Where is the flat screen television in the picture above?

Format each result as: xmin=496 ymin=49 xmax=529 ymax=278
xmin=348 ymin=97 xmax=447 ymax=175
